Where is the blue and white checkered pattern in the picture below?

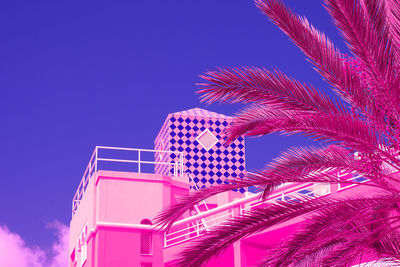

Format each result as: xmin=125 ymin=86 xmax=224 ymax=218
xmin=155 ymin=108 xmax=246 ymax=193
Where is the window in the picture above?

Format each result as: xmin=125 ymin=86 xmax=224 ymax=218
xmin=77 ymin=224 xmax=88 ymax=267
xmin=140 ymin=232 xmax=152 ymax=255
xmin=80 ymin=243 xmax=87 ymax=267
xmin=313 ymin=183 xmax=331 ymax=196
xmin=140 ymin=219 xmax=153 ymax=255
xmin=337 ymin=170 xmax=368 ymax=190
xmin=70 ymin=248 xmax=76 ymax=263
xmin=196 ymin=129 xmax=218 ymax=150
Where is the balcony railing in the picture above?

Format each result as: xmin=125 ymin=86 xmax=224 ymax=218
xmin=72 ymin=146 xmax=184 ymax=215
xmin=164 ymin=167 xmax=388 ymax=247
xmin=164 ymin=181 xmax=331 ymax=247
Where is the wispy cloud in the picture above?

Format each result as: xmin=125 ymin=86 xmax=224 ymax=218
xmin=46 ymin=221 xmax=69 ymax=267
xmin=0 ymin=221 xmax=69 ymax=267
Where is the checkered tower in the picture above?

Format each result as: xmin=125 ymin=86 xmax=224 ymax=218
xmin=155 ymin=108 xmax=246 ymax=193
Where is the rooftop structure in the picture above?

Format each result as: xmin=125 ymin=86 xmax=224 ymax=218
xmin=154 ymin=108 xmax=245 ymax=191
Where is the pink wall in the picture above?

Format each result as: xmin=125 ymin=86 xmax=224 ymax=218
xmin=69 ymin=170 xmax=190 ymax=267
xmin=69 ymin=176 xmax=94 ymax=265
xmin=95 ymin=172 xmax=166 ymax=224
xmin=90 ymin=228 xmax=163 ymax=267
xmin=164 ymin=242 xmax=235 ymax=267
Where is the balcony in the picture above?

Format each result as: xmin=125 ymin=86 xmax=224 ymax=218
xmin=163 ymin=170 xmax=380 ymax=247
xmin=164 ymin=181 xmax=332 ymax=247
xmin=72 ymin=146 xmax=184 ymax=215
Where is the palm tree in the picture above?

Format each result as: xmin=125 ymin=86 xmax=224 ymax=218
xmin=156 ymin=0 xmax=400 ymax=266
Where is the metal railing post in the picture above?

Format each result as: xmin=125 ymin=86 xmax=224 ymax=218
xmin=88 ymin=161 xmax=91 ymax=182
xmin=180 ymin=153 xmax=183 ymax=176
xmin=138 ymin=150 xmax=141 ymax=173
xmin=95 ymin=146 xmax=98 ymax=173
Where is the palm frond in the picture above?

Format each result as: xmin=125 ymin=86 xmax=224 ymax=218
xmin=252 ymin=145 xmax=400 ymax=197
xmin=324 ymin=0 xmax=394 ymax=79
xmin=254 ymin=0 xmax=370 ymax=113
xmin=324 ymin=0 xmax=400 ymax=127
xmin=387 ymin=0 xmax=400 ymax=56
xmin=171 ymin=196 xmax=400 ymax=267
xmin=229 ymin=106 xmax=381 ymax=154
xmin=153 ymin=180 xmax=256 ymax=231
xmin=320 ymin=220 xmax=400 ymax=266
xmin=155 ymin=144 xmax=400 ymax=233
xmin=255 ymin=0 xmax=400 ymax=140
xmin=226 ymin=100 xmax=400 ymax=169
xmin=198 ymin=67 xmax=341 ymax=115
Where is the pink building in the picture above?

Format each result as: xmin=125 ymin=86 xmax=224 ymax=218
xmin=69 ymin=108 xmax=379 ymax=267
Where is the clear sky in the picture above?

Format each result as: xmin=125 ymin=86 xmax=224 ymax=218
xmin=0 ymin=0 xmax=347 ymax=253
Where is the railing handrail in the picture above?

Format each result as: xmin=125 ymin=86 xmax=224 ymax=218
xmin=170 ymin=181 xmax=313 ymax=228
xmin=96 ymin=145 xmax=180 ymax=154
xmin=163 ymin=181 xmax=330 ymax=247
xmin=164 ymin=169 xmax=377 ymax=247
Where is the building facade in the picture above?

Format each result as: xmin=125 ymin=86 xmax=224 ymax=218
xmin=69 ymin=108 xmax=378 ymax=267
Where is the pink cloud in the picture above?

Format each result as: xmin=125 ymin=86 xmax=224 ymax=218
xmin=0 ymin=221 xmax=69 ymax=267
xmin=46 ymin=221 xmax=69 ymax=267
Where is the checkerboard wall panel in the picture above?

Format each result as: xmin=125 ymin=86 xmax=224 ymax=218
xmin=154 ymin=118 xmax=171 ymax=175
xmin=154 ymin=108 xmax=246 ymax=193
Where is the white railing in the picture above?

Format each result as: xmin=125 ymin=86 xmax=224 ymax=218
xmin=337 ymin=170 xmax=368 ymax=191
xmin=164 ymin=182 xmax=331 ymax=247
xmin=72 ymin=146 xmax=184 ymax=215
xmin=164 ymin=209 xmax=234 ymax=247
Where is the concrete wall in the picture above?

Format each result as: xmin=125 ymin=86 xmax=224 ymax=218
xmin=70 ymin=170 xmax=189 ymax=267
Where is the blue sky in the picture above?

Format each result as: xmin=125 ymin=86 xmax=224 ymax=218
xmin=0 ymin=0 xmax=347 ymax=252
